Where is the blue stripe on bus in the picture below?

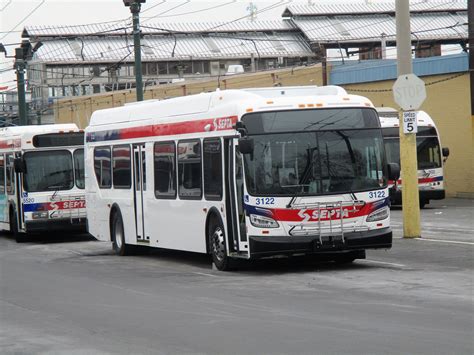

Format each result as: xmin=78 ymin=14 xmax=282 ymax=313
xmin=23 ymin=203 xmax=47 ymax=212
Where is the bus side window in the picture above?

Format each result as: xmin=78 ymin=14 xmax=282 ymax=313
xmin=177 ymin=140 xmax=202 ymax=200
xmin=203 ymin=138 xmax=222 ymax=201
xmin=0 ymin=154 xmax=5 ymax=194
xmin=94 ymin=147 xmax=112 ymax=188
xmin=112 ymin=145 xmax=131 ymax=189
xmin=154 ymin=141 xmax=176 ymax=199
xmin=6 ymin=154 xmax=14 ymax=195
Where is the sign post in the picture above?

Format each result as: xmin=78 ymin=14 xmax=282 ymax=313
xmin=393 ymin=73 xmax=426 ymax=239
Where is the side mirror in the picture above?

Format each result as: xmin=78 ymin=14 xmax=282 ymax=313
xmin=387 ymin=162 xmax=400 ymax=181
xmin=14 ymin=157 xmax=26 ymax=173
xmin=442 ymin=147 xmax=449 ymax=158
xmin=238 ymin=137 xmax=254 ymax=155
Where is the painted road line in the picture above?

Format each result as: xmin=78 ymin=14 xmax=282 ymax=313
xmin=416 ymin=238 xmax=474 ymax=246
xmin=193 ymin=272 xmax=220 ymax=278
xmin=359 ymin=259 xmax=406 ymax=268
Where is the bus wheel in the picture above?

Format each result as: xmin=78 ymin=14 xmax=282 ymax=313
xmin=209 ymin=223 xmax=234 ymax=271
xmin=111 ymin=211 xmax=132 ymax=256
xmin=10 ymin=209 xmax=27 ymax=243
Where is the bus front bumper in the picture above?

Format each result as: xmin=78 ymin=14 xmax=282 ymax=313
xmin=248 ymin=228 xmax=392 ymax=258
xmin=25 ymin=218 xmax=87 ymax=234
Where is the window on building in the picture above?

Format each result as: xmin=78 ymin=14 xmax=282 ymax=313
xmin=154 ymin=142 xmax=176 ymax=199
xmin=94 ymin=147 xmax=112 ymax=188
xmin=178 ymin=140 xmax=201 ymax=199
xmin=93 ymin=84 xmax=101 ymax=94
xmin=203 ymin=139 xmax=222 ymax=200
xmin=113 ymin=145 xmax=131 ymax=189
xmin=158 ymin=62 xmax=167 ymax=75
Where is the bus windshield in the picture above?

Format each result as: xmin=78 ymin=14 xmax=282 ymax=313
xmin=23 ymin=150 xmax=74 ymax=192
xmin=384 ymin=136 xmax=442 ymax=170
xmin=243 ymin=130 xmax=386 ymax=196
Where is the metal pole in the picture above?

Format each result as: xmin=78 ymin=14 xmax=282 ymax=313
xmin=15 ymin=59 xmax=27 ymax=126
xmin=130 ymin=1 xmax=144 ymax=101
xmin=321 ymin=45 xmax=328 ymax=85
xmin=381 ymin=33 xmax=387 ymax=59
xmin=396 ymin=0 xmax=421 ymax=238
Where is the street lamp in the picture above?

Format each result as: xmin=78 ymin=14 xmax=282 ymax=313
xmin=124 ymin=0 xmax=146 ymax=102
xmin=0 ymin=40 xmax=43 ymax=126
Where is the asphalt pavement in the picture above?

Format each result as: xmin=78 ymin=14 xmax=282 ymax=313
xmin=0 ymin=198 xmax=473 ymax=354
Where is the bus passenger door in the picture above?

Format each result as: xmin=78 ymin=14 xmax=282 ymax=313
xmin=225 ymin=139 xmax=249 ymax=258
xmin=133 ymin=144 xmax=147 ymax=242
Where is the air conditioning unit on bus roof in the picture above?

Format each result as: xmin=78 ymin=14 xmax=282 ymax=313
xmin=243 ymin=85 xmax=347 ymax=98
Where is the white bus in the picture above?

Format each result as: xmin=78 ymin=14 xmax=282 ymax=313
xmin=0 ymin=124 xmax=86 ymax=242
xmin=377 ymin=108 xmax=449 ymax=208
xmin=85 ymin=86 xmax=399 ymax=270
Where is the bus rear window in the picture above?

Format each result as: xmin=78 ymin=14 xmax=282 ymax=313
xmin=33 ymin=132 xmax=84 ymax=147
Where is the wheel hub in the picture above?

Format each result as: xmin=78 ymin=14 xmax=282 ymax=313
xmin=211 ymin=227 xmax=225 ymax=261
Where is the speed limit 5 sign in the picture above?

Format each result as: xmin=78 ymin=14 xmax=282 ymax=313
xmin=403 ymin=111 xmax=418 ymax=134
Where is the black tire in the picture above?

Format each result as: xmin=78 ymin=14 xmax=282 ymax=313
xmin=10 ymin=209 xmax=28 ymax=243
xmin=111 ymin=210 xmax=132 ymax=256
xmin=209 ymin=222 xmax=235 ymax=271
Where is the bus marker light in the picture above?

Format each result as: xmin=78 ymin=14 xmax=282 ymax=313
xmin=262 ymin=230 xmax=269 ymax=234
xmin=343 ymin=97 xmax=350 ymax=101
xmin=298 ymin=104 xmax=306 ymax=108
xmin=365 ymin=103 xmax=371 ymax=107
xmin=203 ymin=208 xmax=207 ymax=213
xmin=307 ymin=103 xmax=314 ymax=107
xmin=266 ymin=100 xmax=274 ymax=104
xmin=316 ymin=103 xmax=323 ymax=107
xmin=246 ymin=108 xmax=253 ymax=112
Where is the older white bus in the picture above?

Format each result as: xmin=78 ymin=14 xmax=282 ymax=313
xmin=85 ymin=86 xmax=399 ymax=270
xmin=0 ymin=124 xmax=86 ymax=242
xmin=377 ymin=108 xmax=449 ymax=208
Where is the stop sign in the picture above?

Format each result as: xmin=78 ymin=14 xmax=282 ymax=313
xmin=392 ymin=74 xmax=426 ymax=111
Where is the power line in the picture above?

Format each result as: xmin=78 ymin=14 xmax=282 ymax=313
xmin=0 ymin=0 xmax=46 ymax=40
xmin=142 ymin=1 xmax=191 ymax=24
xmin=0 ymin=0 xmax=12 ymax=12
xmin=143 ymin=0 xmax=235 ymax=19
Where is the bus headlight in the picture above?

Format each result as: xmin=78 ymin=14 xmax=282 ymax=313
xmin=250 ymin=214 xmax=279 ymax=228
xmin=366 ymin=206 xmax=389 ymax=222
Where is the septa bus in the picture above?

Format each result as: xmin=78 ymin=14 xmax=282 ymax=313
xmin=377 ymin=107 xmax=449 ymax=208
xmin=85 ymin=86 xmax=399 ymax=270
xmin=0 ymin=124 xmax=86 ymax=242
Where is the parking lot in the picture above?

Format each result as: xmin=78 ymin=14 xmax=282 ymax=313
xmin=0 ymin=198 xmax=473 ymax=354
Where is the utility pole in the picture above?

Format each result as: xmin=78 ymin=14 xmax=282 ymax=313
xmin=14 ymin=49 xmax=27 ymax=126
xmin=395 ymin=0 xmax=421 ymax=238
xmin=124 ymin=0 xmax=145 ymax=102
xmin=381 ymin=33 xmax=387 ymax=59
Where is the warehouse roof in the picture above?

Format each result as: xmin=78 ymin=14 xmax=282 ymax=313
xmin=23 ymin=20 xmax=296 ymax=39
xmin=283 ymin=1 xmax=467 ymax=47
xmin=31 ymin=32 xmax=313 ymax=63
